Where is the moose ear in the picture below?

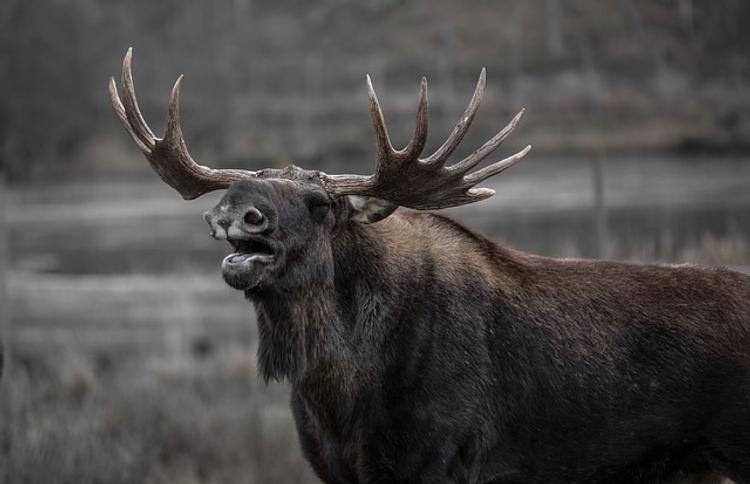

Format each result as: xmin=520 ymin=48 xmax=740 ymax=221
xmin=347 ymin=195 xmax=398 ymax=224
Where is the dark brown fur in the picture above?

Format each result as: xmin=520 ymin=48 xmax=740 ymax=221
xmin=205 ymin=172 xmax=750 ymax=484
xmin=110 ymin=50 xmax=750 ymax=482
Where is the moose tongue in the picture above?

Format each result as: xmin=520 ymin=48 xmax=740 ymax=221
xmin=230 ymin=253 xmax=250 ymax=263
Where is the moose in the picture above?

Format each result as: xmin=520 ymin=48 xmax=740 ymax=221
xmin=109 ymin=49 xmax=750 ymax=483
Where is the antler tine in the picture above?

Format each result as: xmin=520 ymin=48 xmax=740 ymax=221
xmin=152 ymin=74 xmax=210 ymax=189
xmin=464 ymin=144 xmax=532 ymax=186
xmin=366 ymin=74 xmax=395 ymax=164
xmin=448 ymin=108 xmax=525 ymax=174
xmin=165 ymin=74 xmax=185 ymax=142
xmin=121 ymin=48 xmax=156 ymax=150
xmin=109 ymin=78 xmax=151 ymax=153
xmin=109 ymin=48 xmax=257 ymax=200
xmin=423 ymin=68 xmax=485 ymax=166
xmin=399 ymin=77 xmax=429 ymax=161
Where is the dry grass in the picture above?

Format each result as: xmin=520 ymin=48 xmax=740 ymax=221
xmin=0 ymin=346 xmax=738 ymax=483
xmin=0 ymin=349 xmax=317 ymax=484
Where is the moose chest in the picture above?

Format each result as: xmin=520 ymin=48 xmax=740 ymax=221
xmin=290 ymin=379 xmax=377 ymax=483
xmin=288 ymin=333 xmax=499 ymax=484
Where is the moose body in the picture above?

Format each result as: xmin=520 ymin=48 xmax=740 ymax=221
xmin=110 ymin=49 xmax=750 ymax=483
xmin=246 ymin=193 xmax=750 ymax=484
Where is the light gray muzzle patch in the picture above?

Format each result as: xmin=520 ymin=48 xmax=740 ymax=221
xmin=203 ymin=205 xmax=269 ymax=240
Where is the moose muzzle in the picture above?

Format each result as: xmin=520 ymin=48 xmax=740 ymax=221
xmin=203 ymin=204 xmax=269 ymax=240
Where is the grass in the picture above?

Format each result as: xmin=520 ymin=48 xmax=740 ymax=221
xmin=0 ymin=344 xmax=737 ymax=483
xmin=0 ymin=349 xmax=316 ymax=484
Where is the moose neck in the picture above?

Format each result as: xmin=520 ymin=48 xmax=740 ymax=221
xmin=251 ymin=286 xmax=357 ymax=388
xmin=247 ymin=211 xmax=523 ymax=402
xmin=247 ymin=222 xmax=391 ymax=393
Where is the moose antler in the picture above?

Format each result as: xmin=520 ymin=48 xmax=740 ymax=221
xmin=109 ymin=49 xmax=529 ymax=208
xmin=320 ymin=69 xmax=531 ymax=210
xmin=108 ymin=48 xmax=256 ymax=200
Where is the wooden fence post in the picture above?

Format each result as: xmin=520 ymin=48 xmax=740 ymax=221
xmin=0 ymin=171 xmax=9 ymax=384
xmin=592 ymin=154 xmax=608 ymax=259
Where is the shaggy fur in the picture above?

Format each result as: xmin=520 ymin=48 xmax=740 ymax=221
xmin=204 ymin=169 xmax=750 ymax=484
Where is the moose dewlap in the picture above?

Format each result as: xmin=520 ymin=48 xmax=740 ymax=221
xmin=110 ymin=48 xmax=750 ymax=484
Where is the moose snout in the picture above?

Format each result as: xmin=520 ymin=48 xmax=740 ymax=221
xmin=204 ymin=205 xmax=270 ymax=240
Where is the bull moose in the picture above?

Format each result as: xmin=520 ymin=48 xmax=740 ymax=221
xmin=109 ymin=49 xmax=750 ymax=483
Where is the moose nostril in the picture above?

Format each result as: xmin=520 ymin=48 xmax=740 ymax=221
xmin=243 ymin=207 xmax=264 ymax=225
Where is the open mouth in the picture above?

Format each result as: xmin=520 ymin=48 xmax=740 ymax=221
xmin=223 ymin=238 xmax=276 ymax=266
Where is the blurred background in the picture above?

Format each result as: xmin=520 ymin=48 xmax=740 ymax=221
xmin=1 ymin=0 xmax=749 ymax=482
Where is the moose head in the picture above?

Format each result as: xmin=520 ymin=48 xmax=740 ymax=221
xmin=108 ymin=48 xmax=529 ymax=295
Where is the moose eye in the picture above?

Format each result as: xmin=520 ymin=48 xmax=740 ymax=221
xmin=305 ymin=194 xmax=331 ymax=223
